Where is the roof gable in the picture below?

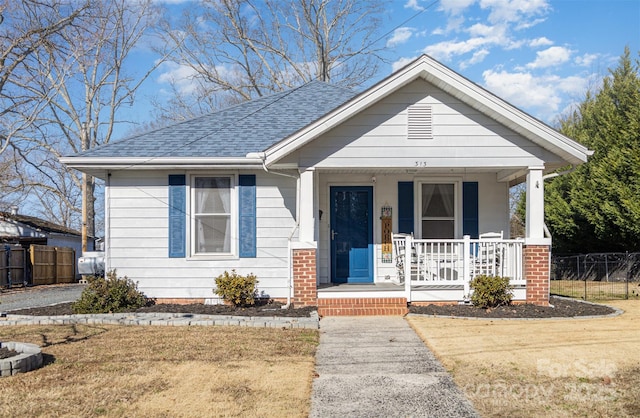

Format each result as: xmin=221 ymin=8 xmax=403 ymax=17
xmin=264 ymin=55 xmax=592 ymax=167
xmin=293 ymin=78 xmax=566 ymax=171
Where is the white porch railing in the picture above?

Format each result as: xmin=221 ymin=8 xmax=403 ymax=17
xmin=393 ymin=234 xmax=524 ymax=300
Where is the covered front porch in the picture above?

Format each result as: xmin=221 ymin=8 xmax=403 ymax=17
xmin=287 ymin=167 xmax=553 ymax=315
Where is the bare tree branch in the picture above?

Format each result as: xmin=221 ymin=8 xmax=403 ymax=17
xmin=5 ymin=0 xmax=165 ymax=235
xmin=153 ymin=0 xmax=385 ymax=122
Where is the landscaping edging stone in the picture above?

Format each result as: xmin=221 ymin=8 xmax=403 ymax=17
xmin=0 ymin=311 xmax=319 ymax=329
xmin=0 ymin=341 xmax=43 ymax=377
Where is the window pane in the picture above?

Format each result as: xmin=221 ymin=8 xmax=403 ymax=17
xmin=195 ymin=177 xmax=230 ymax=214
xmin=195 ymin=216 xmax=230 ymax=253
xmin=422 ymin=184 xmax=454 ymax=217
xmin=422 ymin=220 xmax=454 ymax=239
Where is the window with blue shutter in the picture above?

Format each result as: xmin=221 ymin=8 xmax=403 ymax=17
xmin=398 ymin=182 xmax=414 ymax=234
xmin=168 ymin=175 xmax=186 ymax=258
xmin=238 ymin=175 xmax=256 ymax=258
xmin=462 ymin=182 xmax=479 ymax=239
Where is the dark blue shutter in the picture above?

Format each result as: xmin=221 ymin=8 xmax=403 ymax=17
xmin=168 ymin=175 xmax=186 ymax=258
xmin=398 ymin=182 xmax=414 ymax=234
xmin=462 ymin=182 xmax=479 ymax=239
xmin=238 ymin=175 xmax=256 ymax=258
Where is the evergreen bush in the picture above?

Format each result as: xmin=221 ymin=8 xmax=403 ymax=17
xmin=72 ymin=270 xmax=150 ymax=314
xmin=214 ymin=270 xmax=258 ymax=307
xmin=469 ymin=274 xmax=513 ymax=308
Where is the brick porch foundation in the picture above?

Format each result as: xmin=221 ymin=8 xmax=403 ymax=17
xmin=524 ymin=245 xmax=550 ymax=306
xmin=292 ymin=248 xmax=318 ymax=307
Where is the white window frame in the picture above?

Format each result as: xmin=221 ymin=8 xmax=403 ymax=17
xmin=188 ymin=173 xmax=237 ymax=259
xmin=416 ymin=179 xmax=461 ymax=239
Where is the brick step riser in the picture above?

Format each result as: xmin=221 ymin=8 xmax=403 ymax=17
xmin=318 ymin=298 xmax=408 ymax=316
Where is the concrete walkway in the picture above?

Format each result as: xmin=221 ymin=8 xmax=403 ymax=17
xmin=310 ymin=316 xmax=478 ymax=418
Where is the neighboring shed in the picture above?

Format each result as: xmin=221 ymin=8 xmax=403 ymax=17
xmin=0 ymin=209 xmax=93 ymax=280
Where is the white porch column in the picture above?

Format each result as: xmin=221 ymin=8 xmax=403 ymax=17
xmin=525 ymin=167 xmax=551 ymax=245
xmin=298 ymin=168 xmax=316 ymax=244
xmin=525 ymin=167 xmax=545 ymax=241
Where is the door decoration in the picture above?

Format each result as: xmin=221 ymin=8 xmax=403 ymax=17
xmin=381 ymin=204 xmax=392 ymax=263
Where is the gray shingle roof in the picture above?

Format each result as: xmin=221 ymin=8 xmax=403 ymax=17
xmin=74 ymin=81 xmax=355 ymax=159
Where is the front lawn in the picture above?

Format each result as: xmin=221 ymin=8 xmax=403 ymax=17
xmin=0 ymin=325 xmax=318 ymax=417
xmin=408 ymin=299 xmax=640 ymax=417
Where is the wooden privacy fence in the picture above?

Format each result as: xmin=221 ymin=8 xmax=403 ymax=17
xmin=1 ymin=245 xmax=75 ymax=287
xmin=0 ymin=245 xmax=27 ymax=287
xmin=30 ymin=245 xmax=76 ymax=285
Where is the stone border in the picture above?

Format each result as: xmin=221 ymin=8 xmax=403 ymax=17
xmin=0 ymin=311 xmax=319 ymax=329
xmin=0 ymin=341 xmax=43 ymax=377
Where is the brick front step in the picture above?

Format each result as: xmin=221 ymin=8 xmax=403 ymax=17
xmin=318 ymin=297 xmax=408 ymax=316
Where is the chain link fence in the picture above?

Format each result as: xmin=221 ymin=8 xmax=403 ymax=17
xmin=551 ymin=253 xmax=640 ymax=300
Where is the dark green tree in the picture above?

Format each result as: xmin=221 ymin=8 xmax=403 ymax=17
xmin=544 ymin=47 xmax=640 ymax=253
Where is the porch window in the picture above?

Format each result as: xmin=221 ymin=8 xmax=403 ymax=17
xmin=192 ymin=176 xmax=232 ymax=254
xmin=421 ymin=183 xmax=455 ymax=239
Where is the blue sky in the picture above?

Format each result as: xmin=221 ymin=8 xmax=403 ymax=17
xmin=132 ymin=0 xmax=640 ymax=130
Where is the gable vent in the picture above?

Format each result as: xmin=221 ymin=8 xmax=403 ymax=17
xmin=407 ymin=104 xmax=433 ymax=140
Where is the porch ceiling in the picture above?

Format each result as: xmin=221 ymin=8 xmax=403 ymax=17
xmin=315 ymin=166 xmax=526 ymax=178
xmin=314 ymin=163 xmax=565 ymax=186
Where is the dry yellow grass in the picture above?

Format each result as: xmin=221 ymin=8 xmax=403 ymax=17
xmin=0 ymin=325 xmax=318 ymax=417
xmin=408 ymin=300 xmax=640 ymax=417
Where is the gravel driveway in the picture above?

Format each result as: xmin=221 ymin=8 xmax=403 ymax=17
xmin=0 ymin=284 xmax=85 ymax=313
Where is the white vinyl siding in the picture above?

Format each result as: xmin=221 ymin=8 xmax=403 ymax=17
xmin=106 ymin=171 xmax=296 ymax=300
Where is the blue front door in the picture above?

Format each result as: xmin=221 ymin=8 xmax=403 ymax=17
xmin=330 ymin=186 xmax=373 ymax=284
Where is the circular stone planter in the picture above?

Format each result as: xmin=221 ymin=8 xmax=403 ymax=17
xmin=0 ymin=342 xmax=43 ymax=377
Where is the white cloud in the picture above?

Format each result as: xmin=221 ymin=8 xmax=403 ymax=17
xmin=440 ymin=0 xmax=477 ymax=15
xmin=424 ymin=0 xmax=553 ymax=65
xmin=479 ymin=0 xmax=550 ymax=24
xmin=423 ymin=22 xmax=519 ymax=62
xmin=482 ymin=69 xmax=589 ymax=121
xmin=391 ymin=56 xmax=419 ymax=72
xmin=460 ymin=48 xmax=490 ymax=69
xmin=526 ymin=46 xmax=572 ymax=69
xmin=467 ymin=22 xmax=503 ymax=38
xmin=157 ymin=62 xmax=200 ymax=95
xmin=515 ymin=17 xmax=547 ymax=30
xmin=404 ymin=0 xmax=424 ymax=11
xmin=387 ymin=27 xmax=415 ymax=48
xmin=424 ymin=37 xmax=489 ymax=61
xmin=157 ymin=61 xmax=237 ymax=96
xmin=529 ymin=37 xmax=553 ymax=48
xmin=575 ymin=53 xmax=600 ymax=67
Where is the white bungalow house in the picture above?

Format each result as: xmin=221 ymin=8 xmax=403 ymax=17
xmin=61 ymin=55 xmax=591 ymax=315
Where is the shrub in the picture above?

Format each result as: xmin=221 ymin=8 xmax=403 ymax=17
xmin=214 ymin=270 xmax=258 ymax=307
xmin=469 ymin=274 xmax=513 ymax=308
xmin=72 ymin=270 xmax=150 ymax=314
